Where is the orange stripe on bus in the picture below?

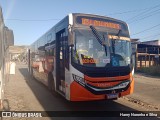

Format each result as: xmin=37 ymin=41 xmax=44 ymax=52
xmin=70 ymin=81 xmax=105 ymax=101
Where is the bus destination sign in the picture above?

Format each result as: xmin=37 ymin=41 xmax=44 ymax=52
xmin=76 ymin=16 xmax=121 ymax=30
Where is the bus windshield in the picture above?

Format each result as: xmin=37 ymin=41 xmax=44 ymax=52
xmin=110 ymin=38 xmax=131 ymax=67
xmin=72 ymin=29 xmax=131 ymax=67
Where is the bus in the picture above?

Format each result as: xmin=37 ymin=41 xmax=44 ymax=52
xmin=0 ymin=6 xmax=14 ymax=108
xmin=29 ymin=13 xmax=134 ymax=101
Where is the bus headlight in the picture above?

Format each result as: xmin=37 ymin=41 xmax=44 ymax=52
xmin=72 ymin=74 xmax=85 ymax=86
xmin=113 ymin=80 xmax=130 ymax=90
xmin=119 ymin=81 xmax=129 ymax=88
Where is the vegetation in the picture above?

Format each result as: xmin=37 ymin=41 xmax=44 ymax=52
xmin=138 ymin=66 xmax=160 ymax=76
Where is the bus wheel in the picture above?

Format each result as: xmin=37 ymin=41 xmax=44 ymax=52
xmin=48 ymin=73 xmax=55 ymax=94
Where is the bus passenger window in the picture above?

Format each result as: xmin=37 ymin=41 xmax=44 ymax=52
xmin=50 ymin=49 xmax=52 ymax=56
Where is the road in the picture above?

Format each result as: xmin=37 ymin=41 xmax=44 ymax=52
xmin=2 ymin=63 xmax=160 ymax=120
xmin=126 ymin=72 xmax=160 ymax=110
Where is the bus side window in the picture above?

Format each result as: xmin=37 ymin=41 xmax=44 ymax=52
xmin=51 ymin=49 xmax=54 ymax=56
xmin=45 ymin=50 xmax=48 ymax=56
xmin=65 ymin=36 xmax=69 ymax=70
xmin=49 ymin=49 xmax=52 ymax=56
xmin=65 ymin=45 xmax=69 ymax=70
xmin=53 ymin=48 xmax=55 ymax=57
xmin=48 ymin=49 xmax=54 ymax=56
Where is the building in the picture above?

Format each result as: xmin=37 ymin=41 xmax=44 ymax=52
xmin=141 ymin=40 xmax=160 ymax=46
xmin=0 ymin=5 xmax=14 ymax=108
xmin=131 ymin=39 xmax=160 ymax=70
xmin=131 ymin=39 xmax=139 ymax=54
xmin=5 ymin=27 xmax=14 ymax=46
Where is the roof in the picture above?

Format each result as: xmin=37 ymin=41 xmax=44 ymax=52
xmin=141 ymin=39 xmax=160 ymax=43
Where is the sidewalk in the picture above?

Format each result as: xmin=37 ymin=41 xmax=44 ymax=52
xmin=3 ymin=63 xmax=50 ymax=120
xmin=125 ymin=73 xmax=160 ymax=110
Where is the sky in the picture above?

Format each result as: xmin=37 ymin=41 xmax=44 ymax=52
xmin=0 ymin=0 xmax=160 ymax=45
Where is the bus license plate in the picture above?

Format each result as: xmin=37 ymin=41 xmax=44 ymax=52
xmin=107 ymin=93 xmax=118 ymax=99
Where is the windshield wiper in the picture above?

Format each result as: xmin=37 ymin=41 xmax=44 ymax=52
xmin=117 ymin=29 xmax=122 ymax=38
xmin=90 ymin=25 xmax=108 ymax=56
xmin=90 ymin=25 xmax=103 ymax=45
xmin=111 ymin=40 xmax=115 ymax=54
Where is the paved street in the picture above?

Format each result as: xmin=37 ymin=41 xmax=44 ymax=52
xmin=2 ymin=63 xmax=160 ymax=120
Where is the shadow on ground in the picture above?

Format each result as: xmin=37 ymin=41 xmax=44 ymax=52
xmin=18 ymin=67 xmax=159 ymax=120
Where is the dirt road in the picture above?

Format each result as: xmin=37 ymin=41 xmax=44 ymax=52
xmin=126 ymin=73 xmax=160 ymax=110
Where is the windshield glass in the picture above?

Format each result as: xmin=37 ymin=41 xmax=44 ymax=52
xmin=72 ymin=29 xmax=131 ymax=67
xmin=110 ymin=39 xmax=131 ymax=67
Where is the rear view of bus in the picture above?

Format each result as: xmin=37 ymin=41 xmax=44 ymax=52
xmin=69 ymin=13 xmax=134 ymax=101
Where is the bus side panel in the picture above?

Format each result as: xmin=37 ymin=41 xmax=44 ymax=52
xmin=29 ymin=16 xmax=70 ymax=96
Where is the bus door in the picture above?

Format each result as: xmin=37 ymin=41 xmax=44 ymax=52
xmin=56 ymin=29 xmax=66 ymax=94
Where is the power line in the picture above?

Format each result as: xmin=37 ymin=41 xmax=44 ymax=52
xmin=4 ymin=4 xmax=160 ymax=22
xmin=107 ymin=8 xmax=152 ymax=15
xmin=140 ymin=33 xmax=160 ymax=40
xmin=126 ymin=3 xmax=160 ymax=22
xmin=129 ymin=8 xmax=160 ymax=24
xmin=131 ymin=23 xmax=160 ymax=36
xmin=107 ymin=4 xmax=160 ymax=16
xmin=4 ymin=18 xmax=61 ymax=21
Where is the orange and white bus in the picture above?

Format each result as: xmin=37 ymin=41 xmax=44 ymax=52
xmin=28 ymin=13 xmax=134 ymax=101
